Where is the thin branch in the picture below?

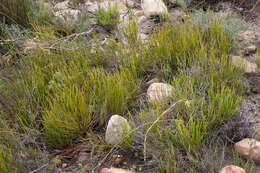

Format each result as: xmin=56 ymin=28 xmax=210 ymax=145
xmin=90 ymin=147 xmax=115 ymax=172
xmin=89 ymin=119 xmax=164 ymax=171
xmin=29 ymin=163 xmax=48 ymax=173
xmin=143 ymin=100 xmax=185 ymax=161
xmin=0 ymin=11 xmax=23 ymax=29
xmin=0 ymin=39 xmax=20 ymax=45
xmin=250 ymin=0 xmax=260 ymax=12
xmin=49 ymin=28 xmax=94 ymax=49
xmin=90 ymin=100 xmax=185 ymax=171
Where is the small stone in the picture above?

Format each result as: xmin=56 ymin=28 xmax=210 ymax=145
xmin=118 ymin=2 xmax=128 ymax=12
xmin=20 ymin=152 xmax=28 ymax=160
xmin=84 ymin=1 xmax=98 ymax=14
xmin=245 ymin=45 xmax=257 ymax=55
xmin=147 ymin=83 xmax=173 ymax=104
xmin=62 ymin=163 xmax=67 ymax=168
xmin=123 ymin=0 xmax=134 ymax=8
xmin=54 ymin=0 xmax=70 ymax=10
xmin=54 ymin=159 xmax=62 ymax=167
xmin=134 ymin=10 xmax=144 ymax=17
xmin=137 ymin=16 xmax=147 ymax=25
xmin=219 ymin=165 xmax=246 ymax=173
xmin=54 ymin=9 xmax=81 ymax=21
xmin=234 ymin=138 xmax=260 ymax=165
xmin=112 ymin=154 xmax=118 ymax=159
xmin=141 ymin=0 xmax=168 ymax=18
xmin=105 ymin=115 xmax=131 ymax=145
xmin=169 ymin=8 xmax=186 ymax=21
xmin=232 ymin=56 xmax=257 ymax=73
xmin=139 ymin=16 xmax=155 ymax=34
xmin=114 ymin=157 xmax=123 ymax=164
xmin=100 ymin=168 xmax=134 ymax=173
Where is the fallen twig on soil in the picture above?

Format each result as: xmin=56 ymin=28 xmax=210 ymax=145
xmin=49 ymin=28 xmax=94 ymax=49
xmin=29 ymin=163 xmax=48 ymax=173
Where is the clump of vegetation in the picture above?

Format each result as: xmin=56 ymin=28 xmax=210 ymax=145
xmin=94 ymin=3 xmax=120 ymax=30
xmin=0 ymin=0 xmax=88 ymax=39
xmin=0 ymin=0 xmax=33 ymax=28
xmin=123 ymin=18 xmax=139 ymax=46
xmin=189 ymin=9 xmax=248 ymax=36
xmin=0 ymin=116 xmax=23 ymax=173
xmin=136 ymin=21 xmax=246 ymax=172
xmin=15 ymin=46 xmax=140 ymax=147
xmin=0 ymin=0 xmax=54 ymax=28
xmin=0 ymin=0 xmax=258 ymax=172
xmin=0 ymin=147 xmax=21 ymax=173
xmin=0 ymin=22 xmax=27 ymax=40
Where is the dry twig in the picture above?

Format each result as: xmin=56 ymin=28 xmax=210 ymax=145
xmin=143 ymin=99 xmax=185 ymax=161
xmin=49 ymin=28 xmax=94 ymax=49
xmin=250 ymin=0 xmax=260 ymax=12
xmin=29 ymin=163 xmax=48 ymax=173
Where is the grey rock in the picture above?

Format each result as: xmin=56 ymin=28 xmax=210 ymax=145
xmin=141 ymin=0 xmax=168 ymax=18
xmin=54 ymin=9 xmax=81 ymax=21
xmin=105 ymin=115 xmax=131 ymax=145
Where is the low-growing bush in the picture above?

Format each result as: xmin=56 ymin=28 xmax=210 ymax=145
xmin=0 ymin=0 xmax=54 ymax=28
xmin=137 ymin=20 xmax=245 ymax=172
xmin=0 ymin=147 xmax=22 ymax=173
xmin=16 ymin=48 xmax=140 ymax=147
xmin=94 ymin=3 xmax=120 ymax=30
xmin=123 ymin=17 xmax=139 ymax=46
xmin=189 ymin=9 xmax=248 ymax=36
xmin=0 ymin=0 xmax=33 ymax=28
xmin=0 ymin=116 xmax=25 ymax=173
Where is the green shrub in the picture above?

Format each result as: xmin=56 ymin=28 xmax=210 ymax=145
xmin=30 ymin=1 xmax=55 ymax=26
xmin=137 ymin=19 xmax=245 ymax=172
xmin=16 ymin=48 xmax=140 ymax=147
xmin=123 ymin=17 xmax=139 ymax=46
xmin=0 ymin=147 xmax=22 ymax=173
xmin=0 ymin=0 xmax=57 ymax=30
xmin=0 ymin=22 xmax=27 ymax=40
xmin=0 ymin=0 xmax=33 ymax=28
xmin=94 ymin=3 xmax=120 ymax=30
xmin=0 ymin=116 xmax=24 ymax=173
xmin=42 ymin=68 xmax=139 ymax=147
xmin=189 ymin=9 xmax=248 ymax=36
xmin=233 ymin=151 xmax=258 ymax=173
